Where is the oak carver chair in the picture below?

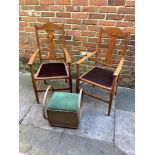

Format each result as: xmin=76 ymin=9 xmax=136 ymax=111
xmin=28 ymin=22 xmax=72 ymax=103
xmin=76 ymin=27 xmax=130 ymax=116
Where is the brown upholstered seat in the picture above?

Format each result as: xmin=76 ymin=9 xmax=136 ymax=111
xmin=37 ymin=63 xmax=68 ymax=78
xmin=81 ymin=67 xmax=113 ymax=88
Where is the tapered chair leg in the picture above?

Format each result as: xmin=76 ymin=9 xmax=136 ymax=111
xmin=31 ymin=79 xmax=39 ymax=103
xmin=108 ymin=92 xmax=114 ymax=116
xmin=69 ymin=77 xmax=72 ymax=93
xmin=76 ymin=78 xmax=80 ymax=93
xmin=44 ymin=80 xmax=47 ymax=85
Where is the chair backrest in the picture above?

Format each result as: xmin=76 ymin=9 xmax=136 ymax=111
xmin=95 ymin=27 xmax=130 ymax=67
xmin=35 ymin=22 xmax=65 ymax=61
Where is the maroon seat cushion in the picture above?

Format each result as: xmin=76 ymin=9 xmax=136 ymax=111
xmin=81 ymin=67 xmax=114 ymax=88
xmin=37 ymin=63 xmax=67 ymax=78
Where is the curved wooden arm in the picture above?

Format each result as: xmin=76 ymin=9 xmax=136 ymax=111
xmin=76 ymin=51 xmax=98 ymax=65
xmin=113 ymin=57 xmax=124 ymax=77
xmin=43 ymin=86 xmax=54 ymax=119
xmin=64 ymin=48 xmax=71 ymax=64
xmin=28 ymin=49 xmax=40 ymax=66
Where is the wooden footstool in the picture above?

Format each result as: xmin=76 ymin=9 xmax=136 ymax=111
xmin=43 ymin=86 xmax=83 ymax=128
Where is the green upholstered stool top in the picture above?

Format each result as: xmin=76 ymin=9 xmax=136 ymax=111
xmin=47 ymin=92 xmax=79 ymax=112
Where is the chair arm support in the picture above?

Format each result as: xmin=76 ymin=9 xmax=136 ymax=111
xmin=28 ymin=49 xmax=40 ymax=66
xmin=43 ymin=86 xmax=54 ymax=119
xmin=64 ymin=48 xmax=71 ymax=64
xmin=76 ymin=51 xmax=98 ymax=65
xmin=113 ymin=57 xmax=124 ymax=77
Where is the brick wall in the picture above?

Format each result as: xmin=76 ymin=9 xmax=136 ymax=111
xmin=19 ymin=0 xmax=135 ymax=87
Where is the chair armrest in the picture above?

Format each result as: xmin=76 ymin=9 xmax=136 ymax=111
xmin=113 ymin=57 xmax=124 ymax=77
xmin=64 ymin=48 xmax=71 ymax=64
xmin=76 ymin=51 xmax=98 ymax=65
xmin=28 ymin=49 xmax=40 ymax=66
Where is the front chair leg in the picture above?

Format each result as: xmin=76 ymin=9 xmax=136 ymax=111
xmin=31 ymin=78 xmax=39 ymax=103
xmin=108 ymin=92 xmax=114 ymax=116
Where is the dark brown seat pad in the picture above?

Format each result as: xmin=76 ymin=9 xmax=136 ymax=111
xmin=81 ymin=67 xmax=114 ymax=87
xmin=37 ymin=63 xmax=67 ymax=78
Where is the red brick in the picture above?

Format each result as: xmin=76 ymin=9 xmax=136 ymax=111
xmin=82 ymin=20 xmax=97 ymax=25
xmin=41 ymin=12 xmax=55 ymax=17
xmin=88 ymin=26 xmax=99 ymax=31
xmin=83 ymin=42 xmax=96 ymax=48
xmin=66 ymin=30 xmax=81 ymax=36
xmin=68 ymin=41 xmax=81 ymax=46
xmin=66 ymin=19 xmax=81 ymax=24
xmin=64 ymin=25 xmax=71 ymax=29
xmin=89 ymin=13 xmax=105 ymax=19
xmin=72 ymin=13 xmax=88 ymax=19
xmin=25 ymin=0 xmax=39 ymax=5
xmin=25 ymin=27 xmax=35 ymax=32
xmin=19 ymin=0 xmax=24 ymax=5
xmin=19 ymin=22 xmax=28 ymax=27
xmin=116 ymin=21 xmax=133 ymax=27
xmin=98 ymin=20 xmax=115 ymax=26
xmin=90 ymin=0 xmax=107 ymax=6
xmin=73 ymin=36 xmax=87 ymax=42
xmin=106 ymin=14 xmax=124 ymax=20
xmin=29 ymin=22 xmax=42 ymax=27
xmin=23 ymin=17 xmax=37 ymax=22
xmin=82 ymin=6 xmax=99 ymax=12
xmin=37 ymin=18 xmax=50 ymax=22
xmin=50 ymin=5 xmax=64 ymax=11
xmin=73 ymin=46 xmax=86 ymax=51
xmin=88 ymin=38 xmax=97 ymax=43
xmin=55 ymin=0 xmax=71 ymax=5
xmin=108 ymin=0 xmax=125 ymax=6
xmin=124 ymin=15 xmax=135 ymax=21
xmin=118 ymin=7 xmax=135 ymax=14
xmin=56 ymin=13 xmax=71 ymax=18
xmin=40 ymin=0 xmax=54 ymax=4
xmin=51 ymin=18 xmax=65 ymax=23
xmin=72 ymin=25 xmax=87 ymax=30
xmin=35 ymin=5 xmax=49 ymax=11
xmin=66 ymin=6 xmax=81 ymax=12
xmin=81 ymin=31 xmax=96 ymax=37
xmin=72 ymin=0 xmax=88 ymax=6
xmin=99 ymin=7 xmax=116 ymax=13
xmin=19 ymin=11 xmax=26 ymax=16
xmin=125 ymin=1 xmax=135 ymax=7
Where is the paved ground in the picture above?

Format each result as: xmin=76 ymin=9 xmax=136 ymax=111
xmin=19 ymin=72 xmax=135 ymax=155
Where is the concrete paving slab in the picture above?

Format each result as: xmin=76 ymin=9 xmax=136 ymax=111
xmin=22 ymin=104 xmax=65 ymax=133
xmin=59 ymin=132 xmax=125 ymax=155
xmin=19 ymin=84 xmax=35 ymax=123
xmin=65 ymin=98 xmax=115 ymax=143
xmin=115 ymin=88 xmax=135 ymax=112
xmin=19 ymin=124 xmax=126 ymax=155
xmin=115 ymin=110 xmax=135 ymax=155
xmin=19 ymin=124 xmax=62 ymax=155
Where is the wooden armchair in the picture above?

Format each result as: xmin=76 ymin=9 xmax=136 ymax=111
xmin=28 ymin=22 xmax=72 ymax=103
xmin=76 ymin=27 xmax=130 ymax=116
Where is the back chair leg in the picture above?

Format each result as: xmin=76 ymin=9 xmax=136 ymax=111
xmin=69 ymin=77 xmax=72 ymax=93
xmin=44 ymin=80 xmax=47 ymax=85
xmin=76 ymin=78 xmax=80 ymax=93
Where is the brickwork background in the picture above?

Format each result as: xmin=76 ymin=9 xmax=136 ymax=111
xmin=19 ymin=0 xmax=135 ymax=87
